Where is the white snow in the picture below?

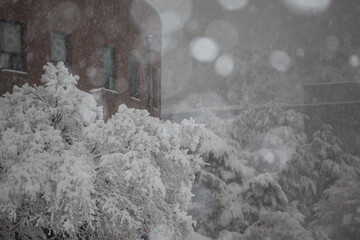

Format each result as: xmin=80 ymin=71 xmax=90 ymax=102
xmin=0 ymin=63 xmax=213 ymax=239
xmin=261 ymin=149 xmax=275 ymax=164
xmin=190 ymin=37 xmax=219 ymax=62
xmin=130 ymin=96 xmax=141 ymax=102
xmin=88 ymin=87 xmax=103 ymax=93
xmin=2 ymin=69 xmax=28 ymax=74
xmin=149 ymin=224 xmax=175 ymax=240
xmin=269 ymin=50 xmax=291 ymax=72
xmin=89 ymin=87 xmax=119 ymax=94
xmin=187 ymin=232 xmax=212 ymax=240
xmin=349 ymin=55 xmax=360 ymax=67
xmin=215 ymin=55 xmax=235 ymax=77
xmin=217 ymin=0 xmax=249 ymax=11
xmin=282 ymin=0 xmax=332 ymax=15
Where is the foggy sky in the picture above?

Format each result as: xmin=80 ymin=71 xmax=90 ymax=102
xmin=148 ymin=0 xmax=360 ymax=112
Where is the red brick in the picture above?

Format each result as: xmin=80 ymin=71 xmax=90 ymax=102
xmin=0 ymin=0 xmax=162 ymax=119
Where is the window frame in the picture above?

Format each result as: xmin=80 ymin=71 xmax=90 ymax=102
xmin=50 ymin=31 xmax=70 ymax=67
xmin=0 ymin=19 xmax=26 ymax=71
xmin=104 ymin=45 xmax=116 ymax=91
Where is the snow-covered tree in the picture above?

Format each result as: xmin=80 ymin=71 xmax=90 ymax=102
xmin=2 ymin=63 xmax=359 ymax=240
xmin=196 ymin=103 xmax=306 ymax=173
xmin=312 ymin=176 xmax=360 ymax=240
xmin=243 ymin=203 xmax=311 ymax=240
xmin=189 ymin=136 xmax=250 ymax=238
xmin=0 ymin=62 xmax=212 ymax=239
xmin=0 ymin=62 xmax=102 ymax=239
xmin=191 ymin=104 xmax=309 ymax=239
xmin=279 ymin=125 xmax=360 ymax=218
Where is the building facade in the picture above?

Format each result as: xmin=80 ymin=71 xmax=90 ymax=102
xmin=0 ymin=0 xmax=162 ymax=119
xmin=302 ymin=81 xmax=360 ymax=156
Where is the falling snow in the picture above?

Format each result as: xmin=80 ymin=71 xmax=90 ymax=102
xmin=216 ymin=0 xmax=249 ymax=11
xmin=349 ymin=55 xmax=360 ymax=67
xmin=283 ymin=0 xmax=332 ymax=15
xmin=215 ymin=54 xmax=234 ymax=77
xmin=190 ymin=37 xmax=219 ymax=62
xmin=269 ymin=50 xmax=291 ymax=72
xmin=2 ymin=1 xmax=360 ymax=240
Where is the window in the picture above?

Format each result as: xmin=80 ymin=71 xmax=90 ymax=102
xmin=104 ymin=46 xmax=116 ymax=90
xmin=51 ymin=32 xmax=70 ymax=66
xmin=130 ymin=54 xmax=139 ymax=98
xmin=152 ymin=67 xmax=158 ymax=108
xmin=0 ymin=20 xmax=25 ymax=71
xmin=145 ymin=35 xmax=152 ymax=111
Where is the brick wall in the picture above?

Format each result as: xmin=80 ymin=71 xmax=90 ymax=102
xmin=0 ymin=0 xmax=162 ymax=119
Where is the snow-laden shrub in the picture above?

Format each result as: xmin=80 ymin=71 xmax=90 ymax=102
xmin=312 ymin=176 xmax=360 ymax=240
xmin=0 ymin=63 xmax=102 ymax=239
xmin=84 ymin=107 xmax=210 ymax=239
xmin=191 ymin=103 xmax=308 ymax=239
xmin=243 ymin=203 xmax=311 ymax=240
xmin=195 ymin=104 xmax=307 ymax=174
xmin=188 ymin=117 xmax=253 ymax=238
xmin=279 ymin=124 xmax=360 ymax=218
xmin=0 ymin=63 xmax=212 ymax=239
xmin=277 ymin=125 xmax=360 ymax=240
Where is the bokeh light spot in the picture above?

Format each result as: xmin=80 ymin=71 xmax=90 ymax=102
xmin=217 ymin=0 xmax=249 ymax=11
xmin=349 ymin=55 xmax=360 ymax=67
xmin=282 ymin=0 xmax=332 ymax=15
xmin=190 ymin=37 xmax=219 ymax=62
xmin=269 ymin=50 xmax=291 ymax=72
xmin=215 ymin=55 xmax=235 ymax=77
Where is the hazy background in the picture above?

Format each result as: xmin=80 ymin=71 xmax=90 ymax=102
xmin=146 ymin=0 xmax=360 ymax=112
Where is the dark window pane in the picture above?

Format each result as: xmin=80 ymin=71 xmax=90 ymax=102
xmin=152 ymin=67 xmax=157 ymax=108
xmin=1 ymin=21 xmax=25 ymax=71
xmin=104 ymin=46 xmax=116 ymax=90
xmin=0 ymin=53 xmax=10 ymax=68
xmin=11 ymin=55 xmax=23 ymax=70
xmin=130 ymin=54 xmax=139 ymax=98
xmin=2 ymin=22 xmax=21 ymax=53
xmin=51 ymin=32 xmax=69 ymax=64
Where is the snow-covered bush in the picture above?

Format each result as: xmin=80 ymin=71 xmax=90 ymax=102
xmin=0 ymin=63 xmax=210 ymax=239
xmin=190 ymin=103 xmax=308 ymax=239
xmin=2 ymin=63 xmax=359 ymax=240
xmin=83 ymin=107 xmax=209 ymax=239
xmin=191 ymin=104 xmax=360 ymax=240
xmin=243 ymin=203 xmax=311 ymax=240
xmin=0 ymin=63 xmax=102 ymax=239
xmin=312 ymin=176 xmax=360 ymax=240
xmin=279 ymin=124 xmax=360 ymax=218
xmin=196 ymin=104 xmax=307 ymax=173
xmin=278 ymin=125 xmax=360 ymax=240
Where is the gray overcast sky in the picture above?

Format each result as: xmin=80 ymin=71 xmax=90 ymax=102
xmin=148 ymin=0 xmax=360 ymax=111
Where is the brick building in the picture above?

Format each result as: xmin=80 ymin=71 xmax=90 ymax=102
xmin=0 ymin=0 xmax=162 ymax=119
